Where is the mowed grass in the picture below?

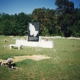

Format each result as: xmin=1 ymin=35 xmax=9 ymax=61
xmin=0 ymin=35 xmax=80 ymax=80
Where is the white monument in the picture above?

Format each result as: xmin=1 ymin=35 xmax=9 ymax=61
xmin=10 ymin=22 xmax=54 ymax=49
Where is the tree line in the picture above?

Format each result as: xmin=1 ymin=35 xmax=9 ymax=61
xmin=0 ymin=0 xmax=80 ymax=37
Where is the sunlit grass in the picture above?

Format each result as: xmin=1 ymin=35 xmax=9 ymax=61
xmin=0 ymin=35 xmax=80 ymax=80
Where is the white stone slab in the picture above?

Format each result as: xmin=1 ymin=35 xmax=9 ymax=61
xmin=10 ymin=44 xmax=22 ymax=50
xmin=16 ymin=40 xmax=53 ymax=48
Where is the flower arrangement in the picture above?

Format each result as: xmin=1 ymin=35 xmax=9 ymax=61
xmin=45 ymin=38 xmax=49 ymax=41
xmin=6 ymin=58 xmax=13 ymax=68
xmin=4 ymin=39 xmax=7 ymax=42
xmin=7 ymin=58 xmax=13 ymax=64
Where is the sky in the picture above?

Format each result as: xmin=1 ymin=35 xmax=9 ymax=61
xmin=0 ymin=0 xmax=80 ymax=15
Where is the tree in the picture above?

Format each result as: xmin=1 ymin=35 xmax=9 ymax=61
xmin=32 ymin=8 xmax=57 ymax=36
xmin=71 ymin=8 xmax=80 ymax=37
xmin=55 ymin=0 xmax=74 ymax=36
xmin=55 ymin=0 xmax=74 ymax=14
xmin=0 ymin=12 xmax=32 ymax=36
xmin=2 ymin=20 xmax=13 ymax=35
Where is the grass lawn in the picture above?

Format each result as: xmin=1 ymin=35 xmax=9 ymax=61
xmin=0 ymin=35 xmax=80 ymax=80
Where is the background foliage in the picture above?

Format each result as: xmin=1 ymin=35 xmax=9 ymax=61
xmin=0 ymin=0 xmax=80 ymax=37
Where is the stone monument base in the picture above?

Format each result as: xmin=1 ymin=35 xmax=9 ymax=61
xmin=16 ymin=40 xmax=53 ymax=48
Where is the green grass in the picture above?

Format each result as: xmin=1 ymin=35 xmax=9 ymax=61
xmin=0 ymin=35 xmax=80 ymax=80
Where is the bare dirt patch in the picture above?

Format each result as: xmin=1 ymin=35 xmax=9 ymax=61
xmin=13 ymin=55 xmax=51 ymax=62
xmin=0 ymin=55 xmax=51 ymax=65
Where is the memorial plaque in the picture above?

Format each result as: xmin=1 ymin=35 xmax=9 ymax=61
xmin=28 ymin=22 xmax=39 ymax=41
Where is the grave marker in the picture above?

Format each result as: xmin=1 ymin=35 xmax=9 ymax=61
xmin=28 ymin=22 xmax=40 ymax=41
